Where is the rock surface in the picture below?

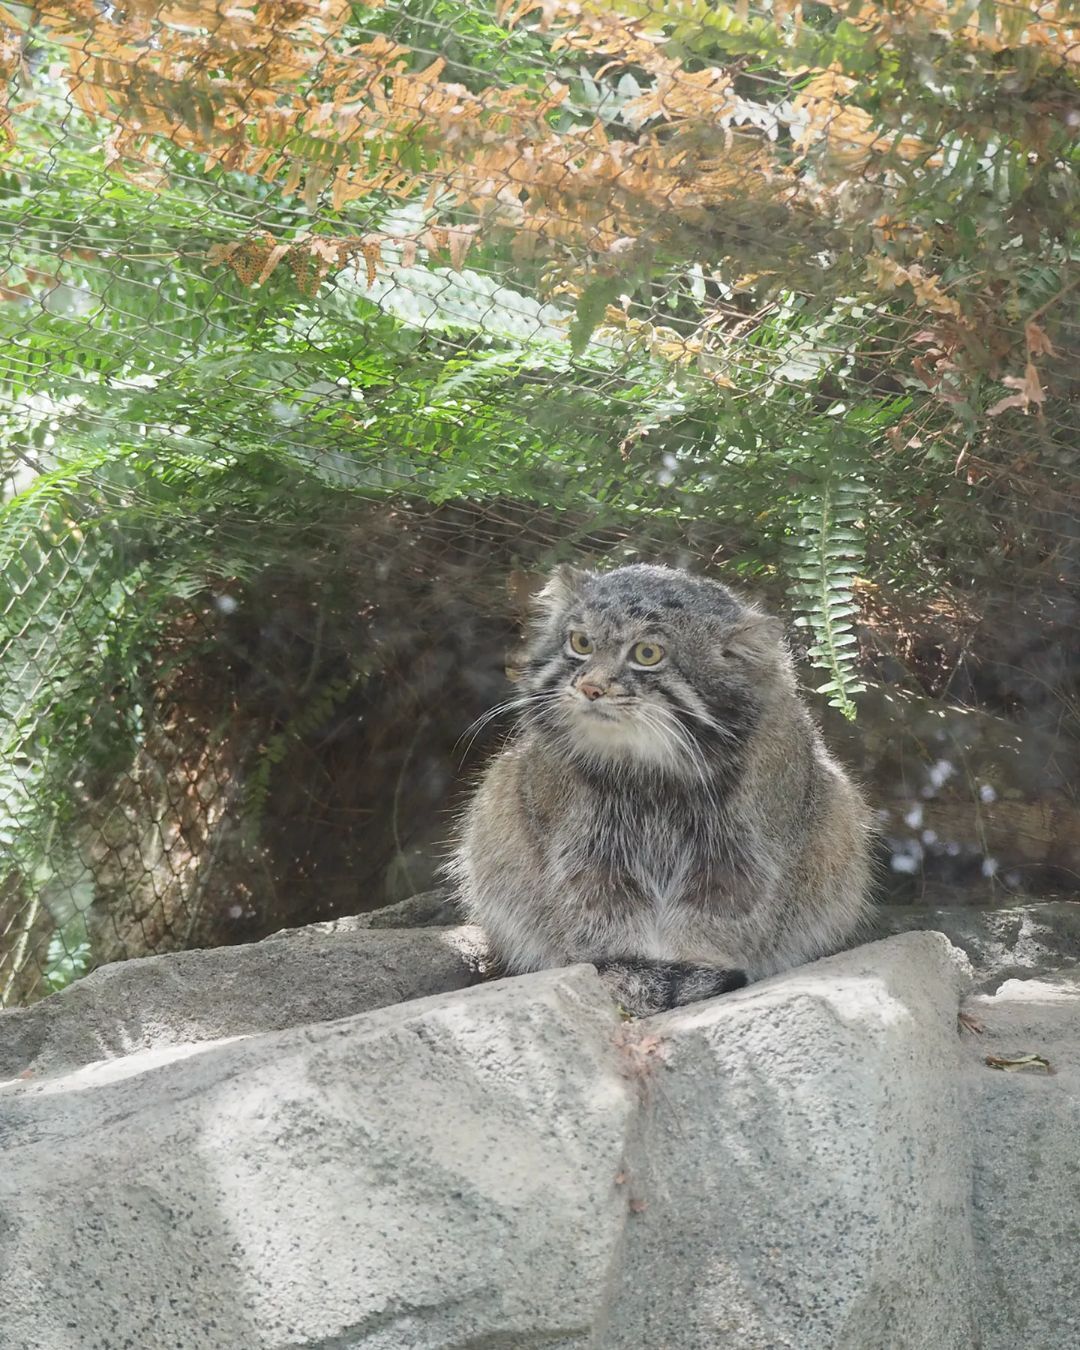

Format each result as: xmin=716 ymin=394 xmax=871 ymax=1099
xmin=2 ymin=965 xmax=633 ymax=1350
xmin=0 ymin=922 xmax=484 ymax=1080
xmin=611 ymin=933 xmax=976 ymax=1350
xmin=874 ymin=900 xmax=1080 ymax=985
xmin=963 ymin=970 xmax=1080 ymax=1350
xmin=264 ymin=886 xmax=462 ymax=938
xmin=277 ymin=891 xmax=1080 ymax=989
xmin=3 ymin=907 xmax=1080 ymax=1349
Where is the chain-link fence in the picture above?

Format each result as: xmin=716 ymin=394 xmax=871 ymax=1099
xmin=2 ymin=0 xmax=1078 ymax=1005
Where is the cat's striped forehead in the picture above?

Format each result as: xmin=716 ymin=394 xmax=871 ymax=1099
xmin=570 ymin=565 xmax=744 ymax=625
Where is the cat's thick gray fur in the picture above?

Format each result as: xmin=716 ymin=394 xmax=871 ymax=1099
xmin=449 ymin=563 xmax=874 ymax=1016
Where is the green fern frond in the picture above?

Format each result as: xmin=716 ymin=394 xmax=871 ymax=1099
xmin=786 ymin=473 xmax=868 ymax=722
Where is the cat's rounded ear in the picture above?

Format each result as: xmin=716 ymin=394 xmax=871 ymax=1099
xmin=533 ymin=564 xmax=587 ymax=618
xmin=721 ymin=610 xmax=785 ymax=661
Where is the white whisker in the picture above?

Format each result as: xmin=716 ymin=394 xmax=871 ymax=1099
xmin=635 ymin=704 xmax=703 ymax=779
xmin=670 ymin=699 xmax=736 ymax=743
xmin=455 ymin=689 xmax=563 ymax=761
xmin=638 ymin=702 xmax=720 ymax=809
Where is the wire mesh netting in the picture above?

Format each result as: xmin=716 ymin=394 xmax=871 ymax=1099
xmin=1 ymin=0 xmax=1078 ymax=1005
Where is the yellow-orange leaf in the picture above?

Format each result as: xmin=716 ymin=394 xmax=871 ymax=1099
xmin=254 ymin=242 xmax=291 ymax=288
xmin=866 ymin=255 xmax=964 ymax=322
xmin=987 ymin=362 xmax=1046 ymax=416
xmin=1025 ymin=321 xmax=1055 ymax=357
xmin=360 ymin=239 xmax=381 ymax=287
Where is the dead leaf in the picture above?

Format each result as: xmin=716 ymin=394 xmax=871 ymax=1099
xmin=986 ymin=392 xmax=1028 ymax=417
xmin=360 ymin=239 xmax=382 ymax=288
xmin=629 ymin=1197 xmax=647 ymax=1214
xmin=1025 ymin=321 xmax=1055 ymax=357
xmin=987 ymin=362 xmax=1046 ymax=416
xmin=206 ymin=241 xmax=241 ymax=266
xmin=985 ymin=1053 xmax=1054 ymax=1075
xmin=446 ymin=226 xmax=476 ymax=271
xmin=1020 ymin=361 xmax=1044 ymax=404
xmin=254 ymin=241 xmax=291 ymax=288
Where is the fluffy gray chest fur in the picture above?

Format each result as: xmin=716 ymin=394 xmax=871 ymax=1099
xmin=552 ymin=783 xmax=752 ymax=913
xmin=449 ymin=563 xmax=873 ymax=1015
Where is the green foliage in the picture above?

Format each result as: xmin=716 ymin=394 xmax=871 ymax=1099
xmin=350 ymin=0 xmax=556 ymax=92
xmin=568 ymin=277 xmax=626 ymax=355
xmin=43 ymin=916 xmax=92 ymax=995
xmin=1 ymin=0 xmax=1077 ymax=998
xmin=787 ymin=472 xmax=868 ymax=721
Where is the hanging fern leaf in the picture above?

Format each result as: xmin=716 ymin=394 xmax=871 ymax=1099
xmin=785 ymin=467 xmax=868 ymax=722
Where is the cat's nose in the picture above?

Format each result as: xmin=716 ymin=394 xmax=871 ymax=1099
xmin=578 ymin=679 xmax=606 ymax=701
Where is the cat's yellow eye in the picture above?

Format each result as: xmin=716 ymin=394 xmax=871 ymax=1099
xmin=631 ymin=641 xmax=665 ymax=667
xmin=568 ymin=630 xmax=594 ymax=656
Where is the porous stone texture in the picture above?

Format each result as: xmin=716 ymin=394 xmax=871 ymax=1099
xmin=3 ymin=917 xmax=1080 ymax=1349
xmin=609 ymin=932 xmax=977 ymax=1350
xmin=264 ymin=886 xmax=462 ymax=938
xmin=1 ymin=966 xmax=633 ymax=1350
xmin=0 ymin=923 xmax=484 ymax=1080
xmin=963 ymin=970 xmax=1080 ymax=1350
xmin=874 ymin=900 xmax=1080 ymax=986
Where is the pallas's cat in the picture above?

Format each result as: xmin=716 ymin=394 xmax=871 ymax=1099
xmin=450 ymin=564 xmax=873 ymax=1016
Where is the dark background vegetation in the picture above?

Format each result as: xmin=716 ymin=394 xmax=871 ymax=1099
xmin=1 ymin=0 xmax=1078 ymax=1003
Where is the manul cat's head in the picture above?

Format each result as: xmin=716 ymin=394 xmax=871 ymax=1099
xmin=518 ymin=563 xmax=792 ymax=775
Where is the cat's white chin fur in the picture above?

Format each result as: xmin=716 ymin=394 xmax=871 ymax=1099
xmin=565 ymin=699 xmax=687 ymax=772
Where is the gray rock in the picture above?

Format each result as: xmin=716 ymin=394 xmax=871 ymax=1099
xmin=0 ymin=965 xmax=633 ymax=1350
xmin=0 ymin=924 xmax=485 ymax=1081
xmin=873 ymin=900 xmax=1080 ymax=986
xmin=364 ymin=888 xmax=462 ymax=929
xmin=264 ymin=888 xmax=462 ymax=939
xmin=964 ymin=970 xmax=1080 ymax=1350
xmin=2 ymin=931 xmax=989 ymax=1350
xmin=606 ymin=931 xmax=977 ymax=1350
